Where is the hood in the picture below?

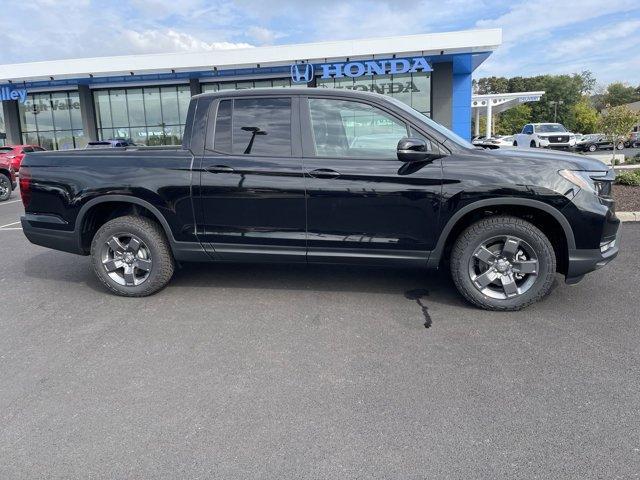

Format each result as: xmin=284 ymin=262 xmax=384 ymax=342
xmin=481 ymin=146 xmax=610 ymax=171
xmin=536 ymin=132 xmax=574 ymax=137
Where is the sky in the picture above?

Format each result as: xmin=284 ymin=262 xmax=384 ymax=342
xmin=0 ymin=0 xmax=638 ymax=86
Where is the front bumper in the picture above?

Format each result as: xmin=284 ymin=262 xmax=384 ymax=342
xmin=565 ymin=241 xmax=619 ymax=284
xmin=539 ymin=138 xmax=576 ymax=149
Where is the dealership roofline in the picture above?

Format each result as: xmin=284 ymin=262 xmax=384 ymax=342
xmin=0 ymin=28 xmax=502 ymax=83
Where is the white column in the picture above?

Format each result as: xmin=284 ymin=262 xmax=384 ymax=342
xmin=486 ymin=101 xmax=492 ymax=138
xmin=474 ymin=108 xmax=480 ymax=137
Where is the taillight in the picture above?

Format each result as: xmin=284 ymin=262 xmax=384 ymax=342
xmin=19 ymin=167 xmax=31 ymax=208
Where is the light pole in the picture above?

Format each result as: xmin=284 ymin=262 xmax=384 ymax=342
xmin=550 ymin=100 xmax=564 ymax=123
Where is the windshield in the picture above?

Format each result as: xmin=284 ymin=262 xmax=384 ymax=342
xmin=535 ymin=124 xmax=567 ymax=133
xmin=385 ymin=97 xmax=475 ymax=149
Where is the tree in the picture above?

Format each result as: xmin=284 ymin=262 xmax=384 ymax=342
xmin=578 ymin=71 xmax=597 ymax=95
xmin=474 ymin=76 xmax=509 ymax=94
xmin=597 ymin=105 xmax=640 ymax=161
xmin=603 ymin=82 xmax=640 ymax=107
xmin=496 ymin=104 xmax=532 ymax=135
xmin=569 ymin=98 xmax=598 ymax=134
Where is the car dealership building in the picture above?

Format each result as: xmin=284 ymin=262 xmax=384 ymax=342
xmin=0 ymin=29 xmax=501 ymax=150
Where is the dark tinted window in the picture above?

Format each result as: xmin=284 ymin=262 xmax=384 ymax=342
xmin=22 ymin=147 xmax=34 ymax=153
xmin=232 ymin=98 xmax=291 ymax=156
xmin=34 ymin=147 xmax=46 ymax=151
xmin=214 ymin=100 xmax=232 ymax=153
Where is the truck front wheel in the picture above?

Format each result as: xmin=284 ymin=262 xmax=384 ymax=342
xmin=530 ymin=140 xmax=537 ymax=148
xmin=90 ymin=215 xmax=175 ymax=297
xmin=450 ymin=216 xmax=557 ymax=311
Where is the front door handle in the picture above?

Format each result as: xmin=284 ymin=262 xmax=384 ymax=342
xmin=205 ymin=165 xmax=235 ymax=174
xmin=308 ymin=168 xmax=340 ymax=179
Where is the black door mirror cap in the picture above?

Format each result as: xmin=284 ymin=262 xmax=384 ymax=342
xmin=397 ymin=137 xmax=446 ymax=163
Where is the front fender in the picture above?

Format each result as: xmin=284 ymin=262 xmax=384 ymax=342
xmin=427 ymin=197 xmax=576 ymax=269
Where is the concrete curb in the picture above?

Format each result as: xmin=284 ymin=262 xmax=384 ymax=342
xmin=618 ymin=212 xmax=640 ymax=222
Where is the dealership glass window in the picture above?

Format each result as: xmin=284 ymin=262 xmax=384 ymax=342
xmin=308 ymin=98 xmax=408 ymax=159
xmin=19 ymin=91 xmax=86 ymax=150
xmin=316 ymin=72 xmax=431 ymax=116
xmin=201 ymin=78 xmax=297 ymax=93
xmin=94 ymin=85 xmax=191 ymax=146
xmin=0 ymin=108 xmax=5 ymax=146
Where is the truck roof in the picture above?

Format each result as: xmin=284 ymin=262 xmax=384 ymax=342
xmin=193 ymin=87 xmax=388 ymax=102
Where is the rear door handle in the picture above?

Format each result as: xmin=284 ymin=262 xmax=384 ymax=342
xmin=205 ymin=165 xmax=235 ymax=174
xmin=308 ymin=168 xmax=340 ymax=179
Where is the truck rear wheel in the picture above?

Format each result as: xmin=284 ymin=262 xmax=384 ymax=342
xmin=0 ymin=173 xmax=12 ymax=201
xmin=90 ymin=215 xmax=175 ymax=297
xmin=450 ymin=216 xmax=556 ymax=311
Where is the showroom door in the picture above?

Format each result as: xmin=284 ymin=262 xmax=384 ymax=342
xmin=196 ymin=95 xmax=306 ymax=262
xmin=300 ymin=96 xmax=443 ymax=265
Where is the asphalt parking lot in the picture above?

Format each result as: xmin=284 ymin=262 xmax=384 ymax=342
xmin=1 ymin=195 xmax=639 ymax=479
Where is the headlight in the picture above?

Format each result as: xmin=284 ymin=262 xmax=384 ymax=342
xmin=558 ymin=169 xmax=611 ymax=196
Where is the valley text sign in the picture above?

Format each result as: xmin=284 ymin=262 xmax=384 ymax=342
xmin=0 ymin=86 xmax=27 ymax=103
xmin=290 ymin=57 xmax=432 ymax=83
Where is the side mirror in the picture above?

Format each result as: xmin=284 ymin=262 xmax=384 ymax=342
xmin=397 ymin=137 xmax=443 ymax=163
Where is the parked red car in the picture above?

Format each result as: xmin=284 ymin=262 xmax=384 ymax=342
xmin=0 ymin=154 xmax=17 ymax=201
xmin=0 ymin=145 xmax=46 ymax=172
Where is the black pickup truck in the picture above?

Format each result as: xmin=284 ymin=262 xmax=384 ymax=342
xmin=20 ymin=88 xmax=619 ymax=310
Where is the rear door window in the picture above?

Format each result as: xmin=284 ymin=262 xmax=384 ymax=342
xmin=211 ymin=97 xmax=292 ymax=156
xmin=22 ymin=147 xmax=34 ymax=153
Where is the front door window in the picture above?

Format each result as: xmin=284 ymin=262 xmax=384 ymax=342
xmin=308 ymin=98 xmax=409 ymax=159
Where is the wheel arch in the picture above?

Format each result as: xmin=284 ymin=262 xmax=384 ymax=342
xmin=428 ymin=198 xmax=575 ymax=273
xmin=76 ymin=195 xmax=176 ymax=254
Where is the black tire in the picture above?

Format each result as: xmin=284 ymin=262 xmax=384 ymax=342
xmin=513 ymin=141 xmax=518 ymax=147
xmin=616 ymin=142 xmax=624 ymax=150
xmin=450 ymin=216 xmax=556 ymax=311
xmin=91 ymin=215 xmax=175 ymax=297
xmin=588 ymin=144 xmax=597 ymax=152
xmin=0 ymin=173 xmax=12 ymax=202
xmin=529 ymin=140 xmax=537 ymax=148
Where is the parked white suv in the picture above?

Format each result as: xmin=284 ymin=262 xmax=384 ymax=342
xmin=513 ymin=123 xmax=577 ymax=149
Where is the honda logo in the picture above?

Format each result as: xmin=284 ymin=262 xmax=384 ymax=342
xmin=290 ymin=63 xmax=314 ymax=83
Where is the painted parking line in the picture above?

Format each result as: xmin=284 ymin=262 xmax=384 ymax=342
xmin=0 ymin=221 xmax=21 ymax=229
xmin=0 ymin=227 xmax=22 ymax=231
xmin=0 ymin=199 xmax=22 ymax=206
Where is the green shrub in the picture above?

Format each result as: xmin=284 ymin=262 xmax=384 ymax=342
xmin=616 ymin=170 xmax=640 ymax=186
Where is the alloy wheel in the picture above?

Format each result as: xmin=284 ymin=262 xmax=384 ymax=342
xmin=468 ymin=235 xmax=539 ymax=300
xmin=101 ymin=233 xmax=152 ymax=286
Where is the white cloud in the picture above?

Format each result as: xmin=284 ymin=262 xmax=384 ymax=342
xmin=120 ymin=29 xmax=253 ymax=54
xmin=474 ymin=2 xmax=640 ymax=84
xmin=476 ymin=0 xmax=637 ymax=45
xmin=246 ymin=26 xmax=285 ymax=44
xmin=547 ymin=19 xmax=640 ymax=58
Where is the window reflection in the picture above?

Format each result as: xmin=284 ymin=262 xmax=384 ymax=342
xmin=19 ymin=91 xmax=85 ymax=150
xmin=212 ymin=98 xmax=292 ymax=156
xmin=94 ymin=85 xmax=192 ymax=146
xmin=308 ymin=98 xmax=408 ymax=159
xmin=317 ymin=72 xmax=431 ymax=116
